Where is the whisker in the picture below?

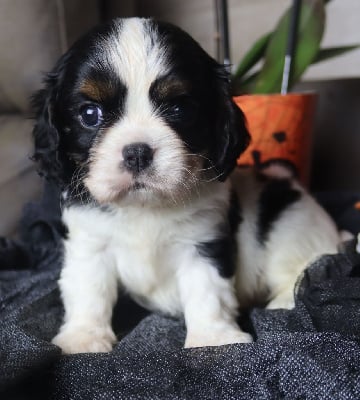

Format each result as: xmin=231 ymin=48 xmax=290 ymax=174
xmin=67 ymin=162 xmax=92 ymax=206
xmin=201 ymin=171 xmax=224 ymax=182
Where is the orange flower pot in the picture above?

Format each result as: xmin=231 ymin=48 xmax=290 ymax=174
xmin=234 ymin=92 xmax=317 ymax=184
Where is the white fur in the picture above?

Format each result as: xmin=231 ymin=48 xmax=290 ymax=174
xmin=108 ymin=18 xmax=169 ymax=107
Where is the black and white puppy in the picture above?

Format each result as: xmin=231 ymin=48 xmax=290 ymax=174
xmin=32 ymin=18 xmax=340 ymax=353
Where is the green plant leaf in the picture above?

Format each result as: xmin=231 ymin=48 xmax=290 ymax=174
xmin=233 ymin=32 xmax=271 ymax=80
xmin=312 ymin=45 xmax=360 ymax=64
xmin=232 ymin=71 xmax=260 ymax=95
xmin=252 ymin=0 xmax=326 ymax=94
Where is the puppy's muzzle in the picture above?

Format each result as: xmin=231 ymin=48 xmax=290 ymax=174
xmin=122 ymin=142 xmax=154 ymax=174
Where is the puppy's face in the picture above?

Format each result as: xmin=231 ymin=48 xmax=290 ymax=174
xmin=33 ymin=18 xmax=249 ymax=205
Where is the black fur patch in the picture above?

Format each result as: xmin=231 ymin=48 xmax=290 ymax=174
xmin=196 ymin=192 xmax=241 ymax=278
xmin=149 ymin=20 xmax=250 ymax=180
xmin=257 ymin=178 xmax=301 ymax=244
xmin=228 ymin=190 xmax=242 ymax=234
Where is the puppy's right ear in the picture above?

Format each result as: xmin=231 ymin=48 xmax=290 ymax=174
xmin=32 ymin=53 xmax=69 ymax=186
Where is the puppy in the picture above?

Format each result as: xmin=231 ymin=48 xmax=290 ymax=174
xmin=32 ymin=18 xmax=340 ymax=353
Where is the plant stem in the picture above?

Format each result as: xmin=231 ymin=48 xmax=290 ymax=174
xmin=281 ymin=0 xmax=302 ymax=94
xmin=214 ymin=0 xmax=231 ymax=71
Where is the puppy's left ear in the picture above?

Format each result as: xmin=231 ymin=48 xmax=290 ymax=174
xmin=31 ymin=52 xmax=69 ymax=186
xmin=211 ymin=67 xmax=250 ymax=181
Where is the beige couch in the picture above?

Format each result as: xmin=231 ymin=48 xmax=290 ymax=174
xmin=0 ymin=0 xmax=101 ymax=236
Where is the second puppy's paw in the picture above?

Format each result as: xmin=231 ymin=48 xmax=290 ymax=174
xmin=52 ymin=324 xmax=117 ymax=354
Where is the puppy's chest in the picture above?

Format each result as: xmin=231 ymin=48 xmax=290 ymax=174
xmin=113 ymin=220 xmax=171 ymax=276
xmin=110 ymin=210 xmax=185 ymax=313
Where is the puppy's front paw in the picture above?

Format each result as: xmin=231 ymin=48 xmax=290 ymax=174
xmin=52 ymin=324 xmax=117 ymax=354
xmin=184 ymin=329 xmax=252 ymax=348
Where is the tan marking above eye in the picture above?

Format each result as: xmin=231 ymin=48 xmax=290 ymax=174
xmin=79 ymin=79 xmax=115 ymax=102
xmin=154 ymin=78 xmax=191 ymax=99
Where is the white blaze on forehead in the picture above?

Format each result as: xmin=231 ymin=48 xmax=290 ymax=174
xmin=107 ymin=18 xmax=170 ymax=119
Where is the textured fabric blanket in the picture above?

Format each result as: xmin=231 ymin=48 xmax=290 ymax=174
xmin=1 ymin=182 xmax=360 ymax=400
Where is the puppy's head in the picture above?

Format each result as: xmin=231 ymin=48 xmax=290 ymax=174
xmin=33 ymin=18 xmax=249 ymax=205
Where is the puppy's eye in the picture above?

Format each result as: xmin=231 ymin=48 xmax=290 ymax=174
xmin=79 ymin=104 xmax=103 ymax=127
xmin=166 ymin=96 xmax=198 ymax=125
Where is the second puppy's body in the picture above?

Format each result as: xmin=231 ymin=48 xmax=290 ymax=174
xmin=233 ymin=166 xmax=339 ymax=309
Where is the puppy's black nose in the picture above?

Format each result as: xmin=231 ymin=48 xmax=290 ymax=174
xmin=122 ymin=142 xmax=154 ymax=173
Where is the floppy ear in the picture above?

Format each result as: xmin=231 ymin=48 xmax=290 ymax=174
xmin=31 ymin=54 xmax=69 ymax=186
xmin=211 ymin=66 xmax=250 ymax=181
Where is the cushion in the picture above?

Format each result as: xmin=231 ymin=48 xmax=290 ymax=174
xmin=0 ymin=115 xmax=42 ymax=236
xmin=0 ymin=0 xmax=66 ymax=113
